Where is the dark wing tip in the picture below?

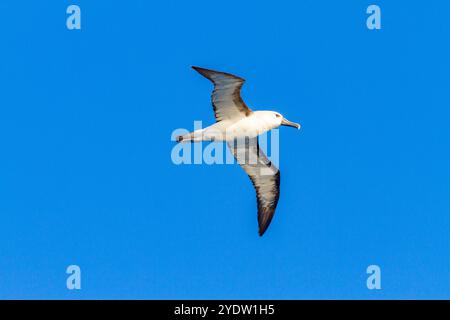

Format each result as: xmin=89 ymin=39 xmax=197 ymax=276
xmin=191 ymin=65 xmax=203 ymax=72
xmin=191 ymin=66 xmax=245 ymax=82
xmin=191 ymin=66 xmax=215 ymax=81
xmin=257 ymin=171 xmax=280 ymax=237
xmin=258 ymin=207 xmax=276 ymax=236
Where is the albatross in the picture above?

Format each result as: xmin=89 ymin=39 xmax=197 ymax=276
xmin=177 ymin=66 xmax=301 ymax=236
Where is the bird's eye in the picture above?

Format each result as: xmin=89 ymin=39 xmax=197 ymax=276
xmin=275 ymin=114 xmax=281 ymax=118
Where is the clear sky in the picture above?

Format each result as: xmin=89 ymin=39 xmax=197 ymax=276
xmin=0 ymin=0 xmax=449 ymax=299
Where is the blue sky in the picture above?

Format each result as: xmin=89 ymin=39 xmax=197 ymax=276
xmin=0 ymin=0 xmax=449 ymax=299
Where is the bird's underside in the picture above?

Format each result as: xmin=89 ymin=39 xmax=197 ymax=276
xmin=191 ymin=66 xmax=280 ymax=236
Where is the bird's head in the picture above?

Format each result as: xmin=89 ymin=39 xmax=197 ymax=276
xmin=271 ymin=112 xmax=301 ymax=130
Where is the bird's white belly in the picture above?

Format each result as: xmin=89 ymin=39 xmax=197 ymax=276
xmin=203 ymin=116 xmax=273 ymax=141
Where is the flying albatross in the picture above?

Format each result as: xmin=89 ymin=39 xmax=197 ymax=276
xmin=177 ymin=66 xmax=301 ymax=236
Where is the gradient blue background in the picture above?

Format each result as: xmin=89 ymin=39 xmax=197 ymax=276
xmin=0 ymin=1 xmax=449 ymax=299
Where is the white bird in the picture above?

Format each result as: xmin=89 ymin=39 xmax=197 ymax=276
xmin=177 ymin=66 xmax=301 ymax=236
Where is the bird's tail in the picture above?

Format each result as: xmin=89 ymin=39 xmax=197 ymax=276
xmin=176 ymin=129 xmax=204 ymax=143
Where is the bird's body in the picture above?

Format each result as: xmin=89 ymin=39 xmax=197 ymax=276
xmin=178 ymin=111 xmax=284 ymax=142
xmin=177 ymin=66 xmax=301 ymax=236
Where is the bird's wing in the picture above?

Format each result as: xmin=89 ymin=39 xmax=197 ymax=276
xmin=227 ymin=137 xmax=280 ymax=236
xmin=192 ymin=66 xmax=252 ymax=122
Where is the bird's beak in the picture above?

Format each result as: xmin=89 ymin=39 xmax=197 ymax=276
xmin=281 ymin=118 xmax=301 ymax=129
